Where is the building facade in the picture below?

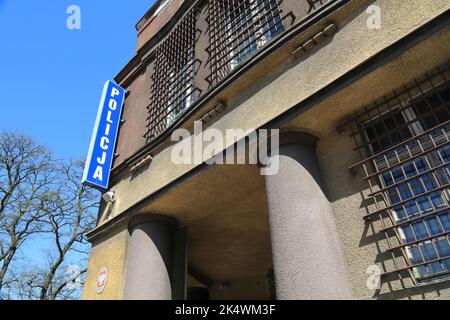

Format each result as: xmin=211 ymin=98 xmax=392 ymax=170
xmin=82 ymin=0 xmax=450 ymax=300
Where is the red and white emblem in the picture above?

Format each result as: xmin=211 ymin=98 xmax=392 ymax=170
xmin=96 ymin=267 xmax=108 ymax=294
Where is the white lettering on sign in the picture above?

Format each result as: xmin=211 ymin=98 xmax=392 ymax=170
xmin=93 ymin=89 xmax=122 ymax=183
xmin=82 ymin=81 xmax=125 ymax=190
xmin=93 ymin=166 xmax=103 ymax=181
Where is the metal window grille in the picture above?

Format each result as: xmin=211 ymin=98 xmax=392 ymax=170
xmin=145 ymin=7 xmax=201 ymax=143
xmin=144 ymin=0 xmax=334 ymax=142
xmin=307 ymin=0 xmax=328 ymax=13
xmin=205 ymin=0 xmax=293 ymax=88
xmin=347 ymin=64 xmax=450 ymax=284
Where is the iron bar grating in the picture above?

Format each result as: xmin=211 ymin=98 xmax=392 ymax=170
xmin=348 ymin=64 xmax=450 ymax=284
xmin=145 ymin=6 xmax=201 ymax=143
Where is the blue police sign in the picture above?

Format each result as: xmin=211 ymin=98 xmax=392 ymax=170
xmin=82 ymin=81 xmax=125 ymax=190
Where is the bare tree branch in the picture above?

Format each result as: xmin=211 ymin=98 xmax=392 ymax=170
xmin=0 ymin=132 xmax=99 ymax=300
xmin=0 ymin=132 xmax=55 ymax=293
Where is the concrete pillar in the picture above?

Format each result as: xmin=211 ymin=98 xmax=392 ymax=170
xmin=264 ymin=132 xmax=352 ymax=300
xmin=123 ymin=214 xmax=182 ymax=300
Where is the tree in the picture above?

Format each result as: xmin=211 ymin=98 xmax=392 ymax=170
xmin=36 ymin=160 xmax=97 ymax=300
xmin=0 ymin=132 xmax=56 ymax=297
xmin=0 ymin=132 xmax=98 ymax=300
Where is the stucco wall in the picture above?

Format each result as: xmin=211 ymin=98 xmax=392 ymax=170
xmin=98 ymin=0 xmax=450 ymax=224
xmin=84 ymin=0 xmax=450 ymax=300
xmin=137 ymin=0 xmax=185 ymax=51
xmin=317 ymin=127 xmax=450 ymax=300
xmin=82 ymin=227 xmax=129 ymax=300
xmin=114 ymin=69 xmax=150 ymax=167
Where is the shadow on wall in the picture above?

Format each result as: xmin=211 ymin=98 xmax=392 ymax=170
xmin=376 ymin=278 xmax=450 ymax=300
xmin=317 ymin=118 xmax=450 ymax=299
xmin=226 ymin=2 xmax=370 ymax=126
xmin=346 ymin=143 xmax=450 ymax=299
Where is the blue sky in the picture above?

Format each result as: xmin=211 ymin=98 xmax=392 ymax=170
xmin=0 ymin=1 xmax=156 ymax=294
xmin=0 ymin=0 xmax=155 ymax=160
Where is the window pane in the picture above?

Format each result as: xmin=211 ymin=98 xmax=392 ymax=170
xmin=363 ymin=84 xmax=450 ymax=280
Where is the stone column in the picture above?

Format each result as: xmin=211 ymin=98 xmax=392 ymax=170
xmin=264 ymin=132 xmax=352 ymax=300
xmin=123 ymin=214 xmax=180 ymax=300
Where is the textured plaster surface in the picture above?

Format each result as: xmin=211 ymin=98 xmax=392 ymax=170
xmin=295 ymin=23 xmax=450 ymax=300
xmin=85 ymin=0 xmax=450 ymax=300
xmin=82 ymin=228 xmax=128 ymax=300
xmin=317 ymin=130 xmax=450 ymax=300
xmin=123 ymin=219 xmax=174 ymax=300
xmin=137 ymin=0 xmax=185 ymax=51
xmin=265 ymin=143 xmax=352 ymax=299
xmin=102 ymin=0 xmax=450 ymax=223
xmin=114 ymin=70 xmax=149 ymax=166
xmin=143 ymin=164 xmax=273 ymax=281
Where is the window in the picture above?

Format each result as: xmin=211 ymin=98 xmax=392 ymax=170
xmin=207 ymin=0 xmax=285 ymax=86
xmin=166 ymin=47 xmax=196 ymax=127
xmin=228 ymin=0 xmax=284 ymax=70
xmin=361 ymin=84 xmax=450 ymax=280
xmin=145 ymin=8 xmax=198 ymax=142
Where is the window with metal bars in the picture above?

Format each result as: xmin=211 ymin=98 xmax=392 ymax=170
xmin=307 ymin=0 xmax=328 ymax=13
xmin=348 ymin=66 xmax=450 ymax=283
xmin=206 ymin=0 xmax=285 ymax=87
xmin=145 ymin=8 xmax=199 ymax=143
